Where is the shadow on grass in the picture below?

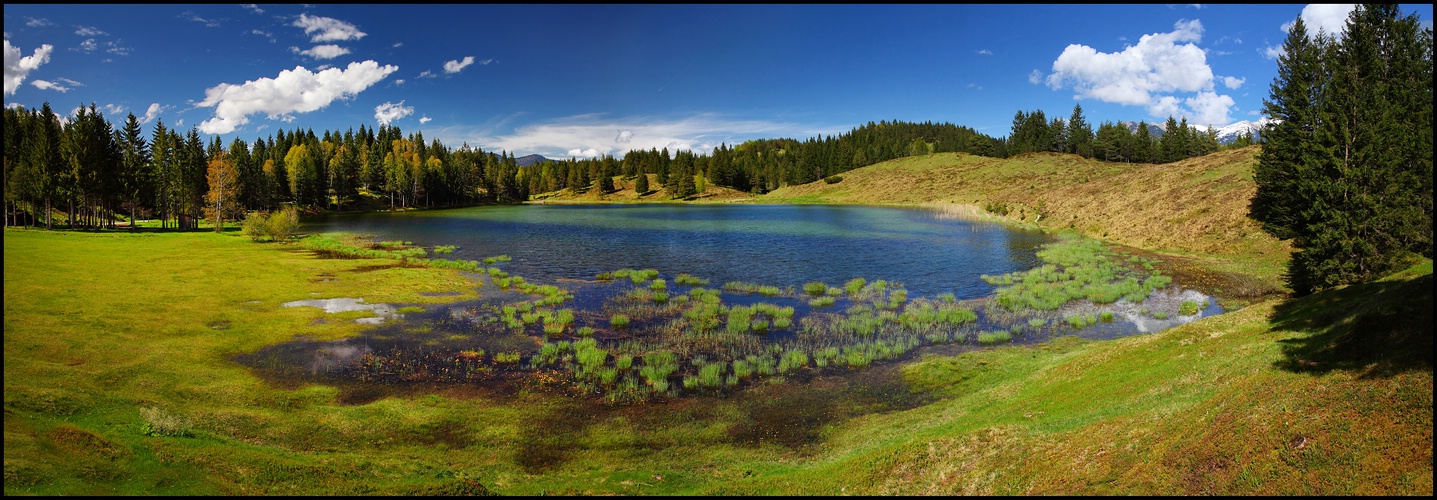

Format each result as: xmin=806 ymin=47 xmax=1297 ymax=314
xmin=1269 ymin=271 xmax=1431 ymax=378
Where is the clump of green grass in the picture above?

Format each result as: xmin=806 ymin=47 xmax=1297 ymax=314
xmin=433 ymin=245 xmax=457 ymax=254
xmin=844 ymin=278 xmax=867 ymax=296
xmin=1179 ymin=300 xmax=1202 ymax=316
xmin=650 ymin=279 xmax=667 ymax=291
xmin=809 ymin=296 xmax=836 ymax=308
xmin=482 ymin=255 xmax=511 ymax=265
xmin=1099 ymin=311 xmax=1114 ymax=322
xmin=803 ymin=281 xmax=829 ymax=296
xmin=977 ymin=330 xmax=1012 ymax=345
xmin=610 ymin=314 xmax=630 ymax=329
xmin=674 ymin=273 xmax=709 ymax=286
xmin=1154 ymin=311 xmax=1169 ymax=320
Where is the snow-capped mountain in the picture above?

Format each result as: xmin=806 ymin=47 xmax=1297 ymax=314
xmin=1208 ymin=117 xmax=1275 ymax=145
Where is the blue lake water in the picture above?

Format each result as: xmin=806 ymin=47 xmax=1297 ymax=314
xmin=302 ymin=204 xmax=1054 ymax=300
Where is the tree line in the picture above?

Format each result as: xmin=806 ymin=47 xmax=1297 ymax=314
xmin=5 ymin=99 xmax=1256 ymax=230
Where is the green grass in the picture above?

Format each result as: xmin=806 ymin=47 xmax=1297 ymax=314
xmin=4 ymin=228 xmax=1429 ymax=496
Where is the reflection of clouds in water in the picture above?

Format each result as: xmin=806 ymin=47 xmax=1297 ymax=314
xmin=308 ymin=342 xmax=372 ymax=374
xmin=283 ymin=297 xmax=400 ymax=324
xmin=1059 ymin=288 xmax=1219 ymax=335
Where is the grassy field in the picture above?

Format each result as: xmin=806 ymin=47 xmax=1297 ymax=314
xmin=4 ymin=147 xmax=1430 ymax=495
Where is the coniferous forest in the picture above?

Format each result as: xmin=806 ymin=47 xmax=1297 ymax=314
xmin=4 ymin=101 xmax=1244 ymax=231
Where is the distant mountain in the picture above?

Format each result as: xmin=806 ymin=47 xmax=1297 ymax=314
xmin=1117 ymin=121 xmax=1167 ymax=139
xmin=514 ymin=154 xmax=552 ymax=166
xmin=1116 ymin=118 xmax=1273 ymax=145
xmin=1209 ymin=118 xmax=1274 ymax=145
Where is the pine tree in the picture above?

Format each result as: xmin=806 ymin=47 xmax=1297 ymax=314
xmin=1067 ymin=104 xmax=1093 ymax=158
xmin=1252 ymin=5 xmax=1433 ymax=294
xmin=634 ymin=171 xmax=649 ymax=196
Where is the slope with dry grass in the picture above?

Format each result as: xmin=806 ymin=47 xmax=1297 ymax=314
xmin=762 ymin=147 xmax=1291 ymax=294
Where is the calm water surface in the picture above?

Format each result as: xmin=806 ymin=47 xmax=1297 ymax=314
xmin=303 ymin=204 xmax=1053 ymax=299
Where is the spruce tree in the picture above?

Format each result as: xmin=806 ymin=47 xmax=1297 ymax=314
xmin=1253 ymin=5 xmax=1433 ymax=294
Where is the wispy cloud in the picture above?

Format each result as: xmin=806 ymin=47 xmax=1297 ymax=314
xmin=179 ymin=11 xmax=222 ymax=28
xmin=26 ymin=17 xmax=53 ymax=28
xmin=976 ymin=49 xmax=993 ymax=55
xmin=4 ymin=40 xmax=54 ymax=96
xmin=75 ymin=25 xmax=108 ymax=37
xmin=436 ymin=113 xmax=844 ymax=159
xmin=241 ymin=4 xmax=264 ymax=15
xmin=195 ymin=61 xmax=398 ymax=134
xmin=1028 ymin=69 xmax=1043 ymax=84
xmin=291 ymin=44 xmax=351 ymax=60
xmin=249 ymin=29 xmax=276 ymax=43
xmin=293 ymin=14 xmax=366 ymax=43
xmin=30 ymin=79 xmax=70 ymax=92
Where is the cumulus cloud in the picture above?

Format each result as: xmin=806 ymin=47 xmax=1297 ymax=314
xmin=1263 ymin=44 xmax=1285 ymax=60
xmin=100 ymin=103 xmax=122 ymax=115
xmin=1221 ymin=75 xmax=1244 ymax=89
xmin=394 ymin=79 xmax=405 ymax=85
xmin=1282 ymin=4 xmax=1355 ymax=38
xmin=615 ymin=130 xmax=633 ymax=144
xmin=4 ymin=40 xmax=54 ymax=96
xmin=195 ymin=60 xmax=398 ymax=134
xmin=444 ymin=56 xmax=475 ymax=74
xmin=292 ymin=44 xmax=350 ymax=60
xmin=26 ymin=17 xmax=53 ymax=28
xmin=419 ymin=115 xmax=432 ymax=124
xmin=1028 ymin=69 xmax=1043 ymax=84
xmin=1045 ymin=18 xmax=1238 ymax=125
xmin=374 ymin=101 xmax=413 ymax=125
xmin=293 ymin=14 xmax=366 ymax=43
xmin=141 ymin=102 xmax=165 ymax=124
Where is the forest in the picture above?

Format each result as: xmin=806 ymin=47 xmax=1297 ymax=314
xmin=4 ymin=99 xmax=1247 ymax=231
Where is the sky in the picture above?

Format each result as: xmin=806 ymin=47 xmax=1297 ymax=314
xmin=5 ymin=4 xmax=1432 ymax=160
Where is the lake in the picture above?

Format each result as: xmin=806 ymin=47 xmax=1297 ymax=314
xmin=301 ymin=203 xmax=1053 ymax=300
xmin=240 ymin=203 xmax=1220 ymax=403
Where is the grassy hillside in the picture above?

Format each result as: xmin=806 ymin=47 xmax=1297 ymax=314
xmin=3 ymin=229 xmax=1428 ymax=495
xmin=763 ymin=147 xmax=1291 ymax=297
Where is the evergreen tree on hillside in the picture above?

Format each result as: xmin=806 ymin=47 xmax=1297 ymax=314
xmin=1252 ymin=5 xmax=1433 ymax=295
xmin=634 ymin=171 xmax=649 ymax=196
xmin=1067 ymin=104 xmax=1093 ymax=158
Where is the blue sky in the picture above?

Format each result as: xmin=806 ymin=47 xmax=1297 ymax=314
xmin=5 ymin=4 xmax=1432 ymax=159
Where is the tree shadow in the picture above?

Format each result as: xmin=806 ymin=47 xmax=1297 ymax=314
xmin=1269 ymin=271 xmax=1431 ymax=378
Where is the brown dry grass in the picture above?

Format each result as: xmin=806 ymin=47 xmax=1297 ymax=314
xmin=763 ymin=147 xmax=1291 ymax=292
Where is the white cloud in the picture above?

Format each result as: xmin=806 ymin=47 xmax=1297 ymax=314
xmin=249 ymin=29 xmax=276 ymax=43
xmin=292 ymin=44 xmax=350 ymax=60
xmin=419 ymin=115 xmax=432 ymax=124
xmin=417 ymin=70 xmax=435 ymax=79
xmin=293 ymin=14 xmax=366 ymax=43
xmin=140 ymin=102 xmax=166 ymax=124
xmin=74 ymin=26 xmax=108 ymax=37
xmin=30 ymin=79 xmax=69 ymax=92
xmin=1045 ymin=18 xmax=1238 ymax=125
xmin=1028 ymin=69 xmax=1043 ymax=84
xmin=195 ymin=60 xmax=398 ymax=134
xmin=1183 ymin=91 xmax=1235 ymax=127
xmin=4 ymin=40 xmax=54 ymax=96
xmin=242 ymin=4 xmax=264 ymax=14
xmin=374 ymin=101 xmax=413 ymax=125
xmin=26 ymin=17 xmax=53 ymax=28
xmin=394 ymin=79 xmax=405 ymax=86
xmin=444 ymin=56 xmax=475 ymax=74
xmin=100 ymin=103 xmax=122 ymax=115
xmin=77 ymin=38 xmax=98 ymax=53
xmin=1221 ymin=75 xmax=1244 ymax=89
xmin=1262 ymin=44 xmax=1284 ymax=60
xmin=976 ymin=49 xmax=993 ymax=55
xmin=480 ymin=58 xmax=494 ymax=65
xmin=392 ymin=42 xmax=403 ymax=48
xmin=183 ymin=12 xmax=222 ymax=28
xmin=443 ymin=113 xmax=841 ymax=160
xmin=1282 ymin=4 xmax=1355 ymax=38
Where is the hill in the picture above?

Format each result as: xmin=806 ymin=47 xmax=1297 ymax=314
xmin=762 ymin=146 xmax=1291 ymax=300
